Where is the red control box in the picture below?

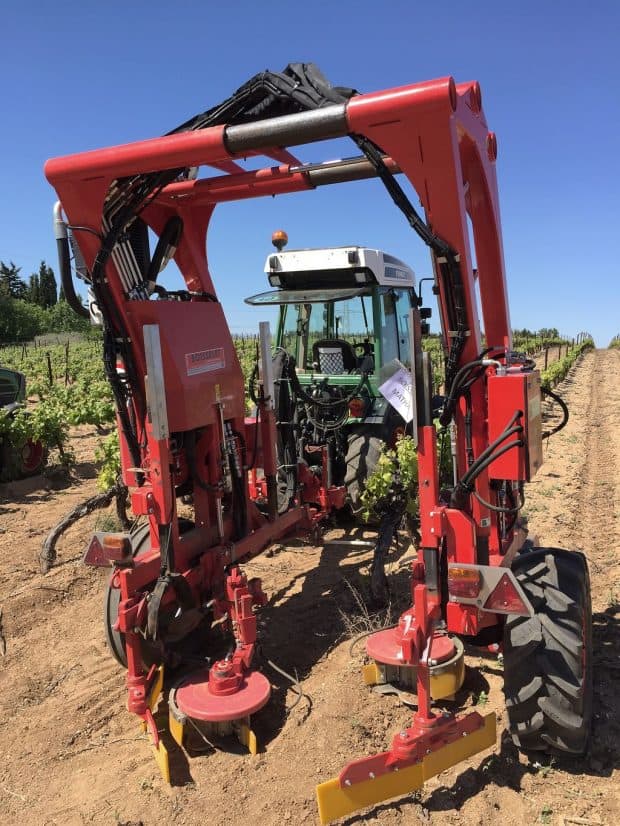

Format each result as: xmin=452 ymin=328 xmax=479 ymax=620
xmin=486 ymin=371 xmax=542 ymax=481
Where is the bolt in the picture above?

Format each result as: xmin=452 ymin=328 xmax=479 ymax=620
xmin=344 ymin=779 xmax=351 ymax=787
xmin=400 ymin=730 xmax=408 ymax=740
xmin=430 ymin=528 xmax=435 ymax=534
xmin=462 ymin=731 xmax=468 ymax=737
xmin=369 ymin=772 xmax=375 ymax=779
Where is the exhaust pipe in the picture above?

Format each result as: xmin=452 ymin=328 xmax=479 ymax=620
xmin=53 ymin=201 xmax=89 ymax=319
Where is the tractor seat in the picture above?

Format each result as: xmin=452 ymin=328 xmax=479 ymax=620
xmin=312 ymin=339 xmax=358 ymax=374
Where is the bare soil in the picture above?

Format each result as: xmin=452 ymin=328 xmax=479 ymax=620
xmin=0 ymin=349 xmax=618 ymax=826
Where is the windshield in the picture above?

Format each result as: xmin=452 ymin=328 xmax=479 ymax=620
xmin=281 ymin=293 xmax=374 ymax=371
xmin=245 ymin=287 xmax=369 ymax=305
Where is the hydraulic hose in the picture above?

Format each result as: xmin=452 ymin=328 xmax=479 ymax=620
xmin=439 ymin=358 xmax=488 ymax=427
xmin=146 ymin=216 xmax=183 ymax=284
xmin=53 ymin=203 xmax=89 ymax=319
xmin=286 ymin=356 xmax=368 ymax=409
xmin=541 ymin=387 xmax=569 ymax=438
xmin=450 ymin=438 xmax=524 ymax=510
xmin=461 ymin=415 xmax=523 ymax=486
xmin=473 ymin=486 xmax=525 ymax=515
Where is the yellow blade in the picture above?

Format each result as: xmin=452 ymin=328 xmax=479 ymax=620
xmin=316 ymin=713 xmax=496 ymax=824
xmin=362 ymin=662 xmax=382 ymax=686
xmin=152 ymin=741 xmax=170 ymax=784
xmin=236 ymin=722 xmax=258 ymax=755
xmin=147 ymin=665 xmax=164 ymax=712
xmin=317 ymin=760 xmax=424 ymax=824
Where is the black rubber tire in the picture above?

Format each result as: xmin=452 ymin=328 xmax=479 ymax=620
xmin=1 ymin=438 xmax=48 ymax=480
xmin=503 ymin=548 xmax=593 ymax=754
xmin=344 ymin=430 xmax=383 ymax=515
xmin=103 ymin=522 xmax=152 ymax=667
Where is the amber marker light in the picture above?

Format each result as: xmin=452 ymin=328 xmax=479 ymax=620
xmin=271 ymin=229 xmax=288 ymax=251
xmin=447 ymin=566 xmax=482 ymax=598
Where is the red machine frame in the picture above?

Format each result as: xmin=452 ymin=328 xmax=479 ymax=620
xmin=46 ymin=75 xmax=528 ymax=818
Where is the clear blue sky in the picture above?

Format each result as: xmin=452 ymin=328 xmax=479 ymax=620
xmin=2 ymin=0 xmax=619 ymax=345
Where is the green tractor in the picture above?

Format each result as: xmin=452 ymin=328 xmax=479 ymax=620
xmin=245 ymin=235 xmax=425 ymax=515
xmin=0 ymin=367 xmax=47 ymax=480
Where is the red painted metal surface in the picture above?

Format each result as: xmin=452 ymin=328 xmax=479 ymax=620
xmin=44 ymin=73 xmax=523 ymax=779
xmin=174 ymin=667 xmax=271 ymax=722
xmin=367 ymin=626 xmax=456 ymax=667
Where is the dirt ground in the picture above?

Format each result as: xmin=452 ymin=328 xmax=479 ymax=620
xmin=0 ymin=348 xmax=618 ymax=826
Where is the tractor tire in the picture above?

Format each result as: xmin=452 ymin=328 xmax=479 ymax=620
xmin=503 ymin=548 xmax=592 ymax=755
xmin=104 ymin=522 xmax=155 ymax=668
xmin=344 ymin=430 xmax=383 ymax=515
xmin=1 ymin=438 xmax=47 ymax=480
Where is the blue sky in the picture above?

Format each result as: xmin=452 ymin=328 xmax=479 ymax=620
xmin=2 ymin=1 xmax=619 ymax=345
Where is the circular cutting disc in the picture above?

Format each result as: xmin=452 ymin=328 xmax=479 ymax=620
xmin=173 ymin=668 xmax=271 ymax=722
xmin=366 ymin=628 xmax=456 ymax=666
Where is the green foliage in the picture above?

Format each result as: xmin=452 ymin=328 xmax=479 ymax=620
xmin=45 ymin=300 xmax=91 ymax=333
xmin=541 ymin=338 xmax=593 ymax=389
xmin=36 ymin=261 xmax=58 ymax=309
xmin=0 ymin=294 xmax=49 ymax=342
xmin=0 ymin=340 xmax=113 ymax=468
xmin=609 ymin=335 xmax=620 ymax=349
xmin=0 ymin=261 xmax=27 ymax=299
xmin=360 ymin=435 xmax=419 ymax=521
xmin=95 ymin=431 xmax=121 ymax=491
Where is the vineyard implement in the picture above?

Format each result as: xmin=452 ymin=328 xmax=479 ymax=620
xmin=45 ymin=64 xmax=592 ymax=823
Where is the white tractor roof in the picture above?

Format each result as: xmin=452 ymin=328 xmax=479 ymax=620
xmin=264 ymin=246 xmax=416 ymax=288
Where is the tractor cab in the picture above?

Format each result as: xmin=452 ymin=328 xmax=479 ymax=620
xmin=245 ymin=243 xmax=417 ymax=386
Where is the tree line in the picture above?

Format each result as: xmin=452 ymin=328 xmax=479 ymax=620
xmin=0 ymin=260 xmax=90 ymax=343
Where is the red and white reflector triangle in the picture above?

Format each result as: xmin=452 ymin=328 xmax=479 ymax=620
xmin=483 ymin=572 xmax=529 ymax=615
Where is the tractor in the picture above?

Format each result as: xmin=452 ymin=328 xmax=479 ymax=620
xmin=45 ymin=63 xmax=592 ymax=824
xmin=245 ymin=237 xmax=422 ymax=516
xmin=0 ymin=366 xmax=46 ymax=479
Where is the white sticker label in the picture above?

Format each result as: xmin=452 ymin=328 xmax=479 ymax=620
xmin=379 ymin=366 xmax=414 ymax=423
xmin=185 ymin=347 xmax=225 ymax=376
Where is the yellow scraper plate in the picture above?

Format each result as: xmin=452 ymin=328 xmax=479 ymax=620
xmin=147 ymin=665 xmax=164 ymax=711
xmin=152 ymin=741 xmax=170 ymax=784
xmin=236 ymin=722 xmax=258 ymax=755
xmin=316 ymin=712 xmax=496 ymax=824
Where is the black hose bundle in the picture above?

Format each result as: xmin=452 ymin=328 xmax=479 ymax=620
xmin=449 ymin=411 xmax=524 ymax=510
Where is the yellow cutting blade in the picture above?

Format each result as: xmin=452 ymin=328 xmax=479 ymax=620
xmin=236 ymin=722 xmax=258 ymax=755
xmin=146 ymin=665 xmax=164 ymax=712
xmin=316 ymin=712 xmax=496 ymax=824
xmin=152 ymin=741 xmax=170 ymax=784
xmin=362 ymin=662 xmax=383 ymax=686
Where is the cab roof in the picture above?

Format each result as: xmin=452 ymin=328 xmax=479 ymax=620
xmin=264 ymin=246 xmax=416 ymax=289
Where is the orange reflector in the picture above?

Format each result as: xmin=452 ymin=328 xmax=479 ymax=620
xmin=483 ymin=572 xmax=528 ymax=615
xmin=348 ymin=397 xmax=366 ymax=417
xmin=101 ymin=533 xmax=133 ymax=559
xmin=84 ymin=532 xmax=134 ymax=567
xmin=448 ymin=566 xmax=482 ymax=598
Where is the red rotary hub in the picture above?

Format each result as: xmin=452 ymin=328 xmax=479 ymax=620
xmin=174 ymin=665 xmax=271 ymax=723
xmin=367 ymin=627 xmax=456 ymax=667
